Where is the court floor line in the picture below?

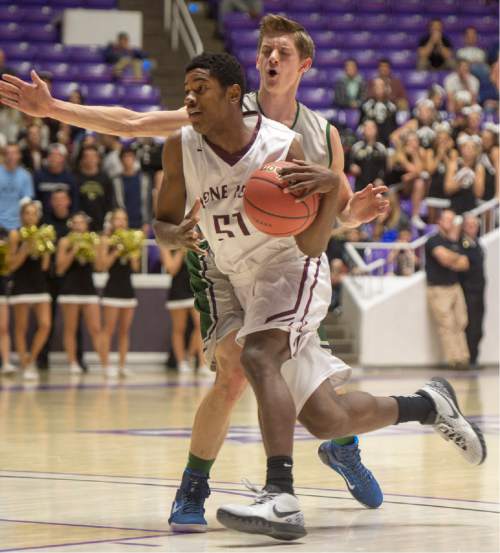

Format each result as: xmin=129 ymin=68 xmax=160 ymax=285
xmin=2 ymin=469 xmax=498 ymax=507
xmin=0 ymin=533 xmax=170 ymax=553
xmin=1 ymin=473 xmax=497 ymax=514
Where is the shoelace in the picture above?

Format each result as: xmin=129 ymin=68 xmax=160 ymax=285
xmin=180 ymin=478 xmax=210 ymax=513
xmin=242 ymin=478 xmax=278 ymax=505
xmin=335 ymin=444 xmax=373 ymax=486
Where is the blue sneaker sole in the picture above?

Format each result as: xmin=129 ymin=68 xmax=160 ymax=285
xmin=170 ymin=522 xmax=208 ymax=533
xmin=318 ymin=445 xmax=383 ymax=509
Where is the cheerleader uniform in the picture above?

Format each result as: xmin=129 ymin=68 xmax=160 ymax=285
xmin=9 ymin=255 xmax=51 ymax=304
xmin=480 ymin=152 xmax=497 ymax=201
xmin=428 ymin=159 xmax=447 ymax=199
xmin=101 ymin=257 xmax=138 ymax=308
xmin=58 ymin=258 xmax=99 ymax=304
xmin=0 ymin=275 xmax=7 ymax=304
xmin=449 ymin=159 xmax=477 ymax=215
xmin=166 ymin=259 xmax=194 ymax=310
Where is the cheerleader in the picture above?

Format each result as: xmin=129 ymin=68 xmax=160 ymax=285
xmin=7 ymin=201 xmax=52 ymax=380
xmin=0 ymin=228 xmax=15 ymax=375
xmin=99 ymin=208 xmax=139 ymax=377
xmin=161 ymin=247 xmax=207 ymax=374
xmin=56 ymin=212 xmax=105 ymax=373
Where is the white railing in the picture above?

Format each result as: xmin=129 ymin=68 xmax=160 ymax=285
xmin=343 ymin=198 xmax=499 ymax=296
xmin=164 ymin=0 xmax=203 ymax=59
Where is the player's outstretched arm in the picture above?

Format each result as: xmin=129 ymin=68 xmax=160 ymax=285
xmin=153 ymin=133 xmax=204 ymax=254
xmin=0 ymin=70 xmax=189 ymax=138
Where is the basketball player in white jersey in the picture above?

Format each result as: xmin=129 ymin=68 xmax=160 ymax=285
xmin=0 ymin=23 xmax=484 ymax=530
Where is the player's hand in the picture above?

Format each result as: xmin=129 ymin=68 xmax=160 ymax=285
xmin=279 ymin=159 xmax=342 ymax=200
xmin=154 ymin=198 xmax=205 ymax=255
xmin=349 ymin=183 xmax=390 ymax=224
xmin=0 ymin=70 xmax=53 ymax=117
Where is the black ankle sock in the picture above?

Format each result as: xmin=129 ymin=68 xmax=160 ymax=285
xmin=265 ymin=456 xmax=294 ymax=495
xmin=392 ymin=393 xmax=436 ymax=425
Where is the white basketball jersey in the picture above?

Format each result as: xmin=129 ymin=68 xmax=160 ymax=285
xmin=182 ymin=113 xmax=301 ymax=276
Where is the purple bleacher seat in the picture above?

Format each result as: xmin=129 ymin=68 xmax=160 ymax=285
xmin=85 ymin=0 xmax=117 ymax=7
xmin=358 ymin=0 xmax=387 ymax=12
xmin=439 ymin=15 xmax=463 ymax=33
xmin=382 ymin=32 xmax=411 ymax=50
xmin=296 ymin=87 xmax=334 ymax=109
xmin=391 ymin=14 xmax=428 ymax=32
xmin=326 ymin=68 xmax=345 ymax=86
xmin=470 ymin=16 xmax=498 ymax=34
xmin=426 ymin=0 xmax=458 ymax=15
xmin=407 ymin=89 xmax=427 ymax=106
xmin=300 ymin=67 xmax=330 ymax=87
xmin=68 ymin=45 xmax=103 ymax=63
xmin=287 ymin=13 xmax=325 ymax=30
xmin=224 ymin=12 xmax=258 ymax=30
xmin=327 ymin=13 xmax=357 ymax=31
xmin=52 ymin=0 xmax=84 ymax=7
xmin=316 ymin=108 xmax=337 ymax=121
xmin=286 ymin=0 xmax=322 ymax=12
xmin=25 ymin=6 xmax=56 ymax=23
xmin=35 ymin=62 xmax=72 ymax=81
xmin=25 ymin=23 xmax=58 ymax=42
xmin=76 ymin=63 xmax=113 ymax=83
xmin=461 ymin=2 xmax=497 ymax=15
xmin=245 ymin=68 xmax=259 ymax=91
xmin=339 ymin=108 xmax=360 ymax=129
xmin=357 ymin=14 xmax=390 ymax=31
xmin=353 ymin=49 xmax=379 ymax=68
xmin=1 ymin=42 xmax=37 ymax=61
xmin=85 ymin=83 xmax=120 ymax=104
xmin=9 ymin=61 xmax=32 ymax=79
xmin=0 ymin=22 xmax=23 ymax=41
xmin=321 ymin=0 xmax=357 ymax=12
xmin=309 ymin=31 xmax=339 ymax=48
xmin=263 ymin=0 xmax=287 ymax=11
xmin=233 ymin=48 xmax=256 ymax=67
xmin=122 ymin=84 xmax=160 ymax=105
xmin=0 ymin=5 xmax=25 ymax=22
xmin=402 ymin=70 xmax=436 ymax=89
xmin=35 ymin=44 xmax=69 ymax=62
xmin=51 ymin=81 xmax=81 ymax=100
xmin=228 ymin=29 xmax=259 ymax=49
xmin=347 ymin=31 xmax=375 ymax=49
xmin=385 ymin=50 xmax=416 ymax=69
xmin=315 ymin=49 xmax=345 ymax=68
xmin=19 ymin=0 xmax=47 ymax=4
xmin=389 ymin=0 xmax=424 ymax=13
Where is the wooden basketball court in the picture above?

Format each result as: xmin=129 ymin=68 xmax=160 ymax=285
xmin=0 ymin=366 xmax=498 ymax=552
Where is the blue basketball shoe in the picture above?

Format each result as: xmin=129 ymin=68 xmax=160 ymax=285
xmin=318 ymin=437 xmax=383 ymax=508
xmin=168 ymin=468 xmax=211 ymax=532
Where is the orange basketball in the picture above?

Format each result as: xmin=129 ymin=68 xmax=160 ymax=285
xmin=243 ymin=161 xmax=319 ymax=237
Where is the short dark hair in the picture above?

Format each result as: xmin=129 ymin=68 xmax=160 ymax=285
xmin=120 ymin=146 xmax=135 ymax=159
xmin=81 ymin=145 xmax=100 ymax=156
xmin=378 ymin=58 xmax=391 ymax=66
xmin=51 ymin=187 xmax=70 ymax=196
xmin=345 ymin=58 xmax=358 ymax=66
xmin=185 ymin=52 xmax=246 ymax=107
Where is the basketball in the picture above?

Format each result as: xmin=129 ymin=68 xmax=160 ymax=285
xmin=243 ymin=161 xmax=319 ymax=237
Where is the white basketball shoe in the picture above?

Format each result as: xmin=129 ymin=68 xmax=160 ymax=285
xmin=216 ymin=483 xmax=306 ymax=541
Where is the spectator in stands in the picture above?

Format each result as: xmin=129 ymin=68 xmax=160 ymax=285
xmin=0 ymin=103 xmax=23 ymax=144
xmin=0 ymin=48 xmax=14 ymax=79
xmin=368 ymin=59 xmax=408 ymax=111
xmin=104 ymin=32 xmax=145 ymax=80
xmin=112 ymin=147 xmax=151 ymax=233
xmin=34 ymin=143 xmax=78 ymax=214
xmin=392 ymin=98 xmax=438 ymax=150
xmin=425 ymin=209 xmax=470 ymax=369
xmin=334 ymin=59 xmax=367 ymax=109
xmin=417 ymin=19 xmax=454 ymax=70
xmin=444 ymin=59 xmax=480 ymax=113
xmin=427 ymin=84 xmax=447 ymax=116
xmin=462 ymin=104 xmax=483 ymax=136
xmin=388 ymin=131 xmax=428 ymax=229
xmin=456 ymin=27 xmax=488 ymax=79
xmin=477 ymin=123 xmax=499 ymax=201
xmin=459 ymin=214 xmax=485 ymax=367
xmin=100 ymin=134 xmax=124 ymax=178
xmin=349 ymin=120 xmax=388 ymax=192
xmin=479 ymin=60 xmax=499 ymax=113
xmin=0 ymin=144 xmax=34 ymax=231
xmin=425 ymin=122 xmax=457 ymax=222
xmin=369 ymin=191 xmax=409 ymax=242
xmin=75 ymin=145 xmax=114 ymax=231
xmin=133 ymin=137 xmax=163 ymax=180
xmin=21 ymin=124 xmax=47 ymax=173
xmin=360 ymin=78 xmax=397 ymax=146
xmin=217 ymin=0 xmax=262 ymax=36
xmin=388 ymin=227 xmax=420 ymax=276
xmin=445 ymin=133 xmax=482 ymax=215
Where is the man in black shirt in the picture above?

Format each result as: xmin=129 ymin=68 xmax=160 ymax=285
xmin=349 ymin=120 xmax=388 ymax=192
xmin=459 ymin=215 xmax=485 ymax=366
xmin=75 ymin=145 xmax=115 ymax=231
xmin=425 ymin=210 xmax=470 ymax=368
xmin=418 ymin=19 xmax=454 ymax=70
